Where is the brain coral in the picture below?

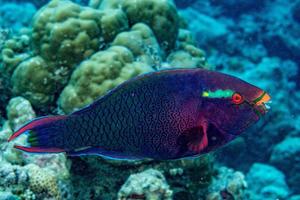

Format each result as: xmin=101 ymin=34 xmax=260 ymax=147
xmin=32 ymin=0 xmax=102 ymax=68
xmin=26 ymin=164 xmax=62 ymax=200
xmin=112 ymin=23 xmax=163 ymax=66
xmin=7 ymin=0 xmax=207 ymax=113
xmin=95 ymin=0 xmax=179 ymax=52
xmin=12 ymin=56 xmax=56 ymax=106
xmin=12 ymin=0 xmax=129 ymax=108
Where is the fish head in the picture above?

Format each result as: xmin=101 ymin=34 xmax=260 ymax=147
xmin=199 ymin=70 xmax=271 ymax=138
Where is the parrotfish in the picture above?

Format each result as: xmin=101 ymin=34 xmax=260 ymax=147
xmin=8 ymin=69 xmax=271 ymax=160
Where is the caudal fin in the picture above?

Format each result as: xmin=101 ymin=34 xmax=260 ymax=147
xmin=8 ymin=115 xmax=67 ymax=153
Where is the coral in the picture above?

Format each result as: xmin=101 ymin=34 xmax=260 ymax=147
xmin=0 ymin=162 xmax=30 ymax=193
xmin=100 ymin=9 xmax=129 ymax=42
xmin=20 ymin=189 xmax=36 ymax=200
xmin=270 ymin=137 xmax=300 ymax=193
xmin=31 ymin=0 xmax=128 ymax=68
xmin=32 ymin=0 xmax=102 ymax=68
xmin=0 ymin=34 xmax=31 ymax=77
xmin=98 ymin=0 xmax=179 ymax=52
xmin=245 ymin=163 xmax=290 ymax=200
xmin=0 ymin=160 xmax=70 ymax=200
xmin=118 ymin=169 xmax=173 ymax=200
xmin=24 ymin=154 xmax=70 ymax=181
xmin=112 ymin=23 xmax=162 ymax=66
xmin=58 ymin=46 xmax=154 ymax=113
xmin=0 ymin=192 xmax=19 ymax=200
xmin=11 ymin=0 xmax=128 ymax=108
xmin=0 ymin=1 xmax=221 ymax=199
xmin=0 ymin=121 xmax=12 ymax=143
xmin=25 ymin=164 xmax=62 ymax=200
xmin=0 ymin=33 xmax=31 ymax=112
xmin=11 ymin=56 xmax=56 ymax=107
xmin=165 ymin=29 xmax=209 ymax=69
xmin=179 ymin=8 xmax=228 ymax=44
xmin=166 ymin=44 xmax=206 ymax=69
xmin=0 ymin=2 xmax=36 ymax=32
xmin=201 ymin=166 xmax=247 ymax=200
xmin=0 ymin=29 xmax=9 ymax=51
xmin=0 ymin=97 xmax=35 ymax=164
xmin=3 ymin=0 xmax=208 ymax=112
xmin=69 ymin=153 xmax=214 ymax=199
xmin=6 ymin=97 xmax=36 ymax=131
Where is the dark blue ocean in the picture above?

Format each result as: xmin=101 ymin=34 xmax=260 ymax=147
xmin=0 ymin=0 xmax=299 ymax=199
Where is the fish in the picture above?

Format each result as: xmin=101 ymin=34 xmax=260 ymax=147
xmin=8 ymin=69 xmax=271 ymax=160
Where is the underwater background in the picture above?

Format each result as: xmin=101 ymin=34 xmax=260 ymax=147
xmin=0 ymin=0 xmax=299 ymax=199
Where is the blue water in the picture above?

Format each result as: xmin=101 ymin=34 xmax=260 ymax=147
xmin=0 ymin=0 xmax=299 ymax=199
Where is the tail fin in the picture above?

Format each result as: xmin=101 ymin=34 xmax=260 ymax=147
xmin=8 ymin=115 xmax=67 ymax=153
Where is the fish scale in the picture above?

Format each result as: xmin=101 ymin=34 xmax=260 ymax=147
xmin=8 ymin=69 xmax=270 ymax=160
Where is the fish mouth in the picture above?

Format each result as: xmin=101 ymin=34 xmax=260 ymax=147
xmin=252 ymin=91 xmax=271 ymax=115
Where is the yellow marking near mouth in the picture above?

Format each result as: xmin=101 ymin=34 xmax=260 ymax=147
xmin=254 ymin=92 xmax=271 ymax=106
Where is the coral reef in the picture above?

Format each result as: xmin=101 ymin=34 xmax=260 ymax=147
xmin=0 ymin=2 xmax=36 ymax=32
xmin=201 ymin=166 xmax=247 ymax=200
xmin=270 ymin=137 xmax=300 ymax=193
xmin=69 ymin=154 xmax=214 ymax=199
xmin=183 ymin=0 xmax=300 ymax=197
xmin=118 ymin=169 xmax=173 ymax=200
xmin=0 ymin=1 xmax=213 ymax=198
xmin=58 ymin=46 xmax=154 ymax=113
xmin=3 ymin=0 xmax=207 ymax=112
xmin=112 ymin=23 xmax=162 ymax=66
xmin=26 ymin=164 xmax=62 ymax=200
xmin=245 ymin=163 xmax=290 ymax=200
xmin=12 ymin=56 xmax=56 ymax=107
xmin=95 ymin=0 xmax=179 ymax=52
xmin=0 ymin=96 xmax=71 ymax=199
xmin=6 ymin=97 xmax=36 ymax=131
xmin=0 ymin=0 xmax=299 ymax=199
xmin=1 ymin=34 xmax=31 ymax=78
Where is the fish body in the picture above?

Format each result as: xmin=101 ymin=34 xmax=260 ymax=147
xmin=9 ymin=69 xmax=271 ymax=160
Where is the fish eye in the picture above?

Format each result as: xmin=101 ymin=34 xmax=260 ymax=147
xmin=232 ymin=93 xmax=244 ymax=104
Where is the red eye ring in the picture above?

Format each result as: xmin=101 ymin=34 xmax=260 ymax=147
xmin=232 ymin=93 xmax=244 ymax=104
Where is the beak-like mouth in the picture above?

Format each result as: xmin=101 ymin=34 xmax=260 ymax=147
xmin=252 ymin=91 xmax=271 ymax=115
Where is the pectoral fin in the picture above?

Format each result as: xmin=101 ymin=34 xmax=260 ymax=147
xmin=186 ymin=125 xmax=208 ymax=153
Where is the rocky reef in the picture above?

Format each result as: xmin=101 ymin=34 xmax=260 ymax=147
xmin=0 ymin=0 xmax=299 ymax=199
xmin=180 ymin=0 xmax=300 ymax=198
